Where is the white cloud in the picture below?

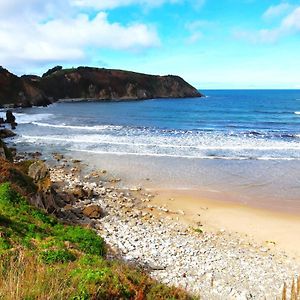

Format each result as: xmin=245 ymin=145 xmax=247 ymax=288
xmin=71 ymin=0 xmax=205 ymax=10
xmin=185 ymin=20 xmax=214 ymax=43
xmin=40 ymin=13 xmax=159 ymax=50
xmin=72 ymin=0 xmax=181 ymax=10
xmin=0 ymin=0 xmax=159 ymax=70
xmin=234 ymin=5 xmax=300 ymax=43
xmin=263 ymin=2 xmax=293 ymax=20
xmin=282 ymin=6 xmax=300 ymax=30
xmin=185 ymin=20 xmax=213 ymax=31
xmin=186 ymin=32 xmax=204 ymax=44
xmin=233 ymin=28 xmax=282 ymax=43
xmin=0 ymin=0 xmax=206 ymax=72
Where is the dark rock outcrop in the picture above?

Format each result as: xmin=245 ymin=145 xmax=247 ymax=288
xmin=4 ymin=110 xmax=17 ymax=129
xmin=0 ymin=67 xmax=50 ymax=107
xmin=5 ymin=110 xmax=15 ymax=123
xmin=0 ymin=128 xmax=16 ymax=139
xmin=0 ymin=66 xmax=203 ymax=107
xmin=0 ymin=138 xmax=14 ymax=161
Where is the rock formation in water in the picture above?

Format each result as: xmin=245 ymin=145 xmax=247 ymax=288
xmin=0 ymin=66 xmax=203 ymax=107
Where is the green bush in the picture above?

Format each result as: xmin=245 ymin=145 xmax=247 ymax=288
xmin=54 ymin=225 xmax=105 ymax=256
xmin=0 ymin=237 xmax=11 ymax=251
xmin=40 ymin=249 xmax=76 ymax=264
xmin=0 ymin=182 xmax=23 ymax=205
xmin=72 ymin=267 xmax=132 ymax=299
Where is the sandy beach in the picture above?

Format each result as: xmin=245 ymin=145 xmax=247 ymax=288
xmin=151 ymin=189 xmax=300 ymax=261
xmin=42 ymin=154 xmax=300 ymax=299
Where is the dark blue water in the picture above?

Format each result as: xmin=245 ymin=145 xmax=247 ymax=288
xmin=4 ymin=89 xmax=300 ymax=161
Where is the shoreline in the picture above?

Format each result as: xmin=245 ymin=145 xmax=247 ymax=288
xmin=70 ymin=151 xmax=300 ymax=215
xmin=67 ymin=150 xmax=300 ymax=260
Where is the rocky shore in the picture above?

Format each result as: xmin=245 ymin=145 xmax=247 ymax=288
xmin=44 ymin=156 xmax=299 ymax=300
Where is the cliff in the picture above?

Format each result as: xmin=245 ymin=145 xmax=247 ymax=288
xmin=0 ymin=67 xmax=50 ymax=107
xmin=0 ymin=66 xmax=203 ymax=107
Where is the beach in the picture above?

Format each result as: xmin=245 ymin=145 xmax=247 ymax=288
xmin=2 ymin=0 xmax=300 ymax=298
xmin=152 ymin=189 xmax=300 ymax=260
xmin=69 ymin=151 xmax=300 ymax=259
xmin=2 ymin=90 xmax=300 ymax=298
xmin=45 ymin=154 xmax=300 ymax=299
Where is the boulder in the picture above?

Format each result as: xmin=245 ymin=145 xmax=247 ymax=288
xmin=0 ymin=147 xmax=5 ymax=158
xmin=28 ymin=161 xmax=49 ymax=182
xmin=29 ymin=151 xmax=42 ymax=158
xmin=0 ymin=128 xmax=16 ymax=139
xmin=82 ymin=205 xmax=103 ymax=219
xmin=0 ymin=139 xmax=13 ymax=161
xmin=5 ymin=110 xmax=16 ymax=124
xmin=52 ymin=153 xmax=64 ymax=161
xmin=71 ymin=187 xmax=87 ymax=200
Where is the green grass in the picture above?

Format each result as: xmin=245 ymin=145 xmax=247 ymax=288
xmin=193 ymin=228 xmax=203 ymax=234
xmin=0 ymin=182 xmax=104 ymax=254
xmin=0 ymin=182 xmax=195 ymax=299
xmin=40 ymin=249 xmax=76 ymax=264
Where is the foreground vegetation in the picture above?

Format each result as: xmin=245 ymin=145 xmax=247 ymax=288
xmin=0 ymin=182 xmax=193 ymax=299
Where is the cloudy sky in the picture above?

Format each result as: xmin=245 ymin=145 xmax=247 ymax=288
xmin=1 ymin=0 xmax=300 ymax=89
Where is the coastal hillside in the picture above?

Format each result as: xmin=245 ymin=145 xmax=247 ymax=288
xmin=0 ymin=67 xmax=50 ymax=107
xmin=0 ymin=136 xmax=193 ymax=299
xmin=0 ymin=66 xmax=202 ymax=107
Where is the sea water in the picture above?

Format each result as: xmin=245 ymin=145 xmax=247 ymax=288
xmin=2 ymin=90 xmax=300 ymax=212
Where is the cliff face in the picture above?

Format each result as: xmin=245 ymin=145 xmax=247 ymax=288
xmin=39 ymin=67 xmax=203 ymax=101
xmin=0 ymin=66 xmax=203 ymax=107
xmin=0 ymin=67 xmax=50 ymax=107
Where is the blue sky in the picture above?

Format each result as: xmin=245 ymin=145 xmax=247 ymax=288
xmin=1 ymin=0 xmax=300 ymax=89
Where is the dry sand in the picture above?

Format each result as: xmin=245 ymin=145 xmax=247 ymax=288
xmin=151 ymin=188 xmax=300 ymax=261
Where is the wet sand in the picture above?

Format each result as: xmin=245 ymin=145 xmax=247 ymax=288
xmin=151 ymin=189 xmax=300 ymax=261
xmin=71 ymin=152 xmax=300 ymax=214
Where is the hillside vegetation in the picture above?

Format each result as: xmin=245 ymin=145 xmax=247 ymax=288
xmin=0 ymin=144 xmax=194 ymax=299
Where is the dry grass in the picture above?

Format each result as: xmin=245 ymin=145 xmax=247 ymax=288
xmin=0 ymin=251 xmax=78 ymax=299
xmin=281 ymin=277 xmax=300 ymax=300
xmin=0 ymin=250 xmax=194 ymax=300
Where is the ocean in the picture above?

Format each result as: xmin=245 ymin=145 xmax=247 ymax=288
xmin=2 ymin=89 xmax=300 ymax=212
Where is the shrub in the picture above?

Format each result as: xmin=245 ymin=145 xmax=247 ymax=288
xmin=0 ymin=182 xmax=23 ymax=205
xmin=40 ymin=249 xmax=76 ymax=264
xmin=0 ymin=237 xmax=11 ymax=251
xmin=54 ymin=225 xmax=105 ymax=256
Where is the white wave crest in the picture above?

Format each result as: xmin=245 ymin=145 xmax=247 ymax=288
xmin=32 ymin=122 xmax=122 ymax=131
xmin=14 ymin=113 xmax=53 ymax=124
